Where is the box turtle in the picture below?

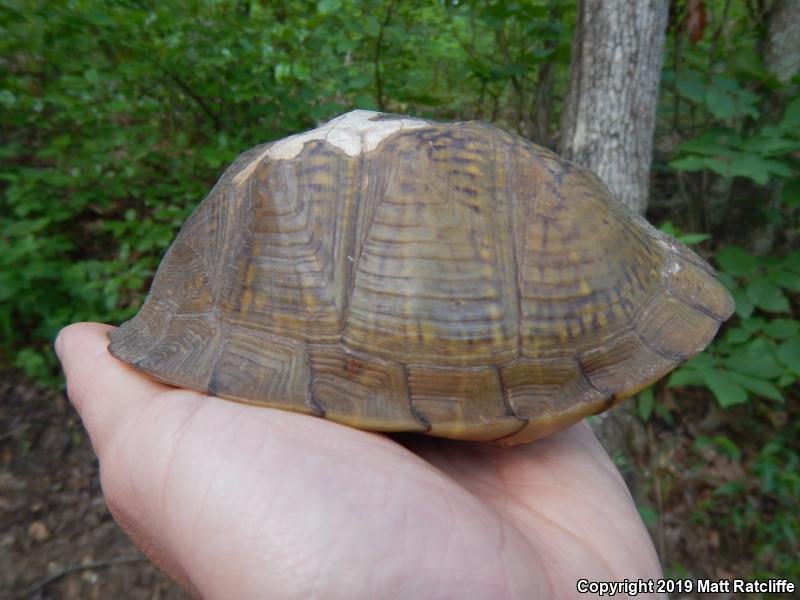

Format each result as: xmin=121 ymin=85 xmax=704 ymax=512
xmin=108 ymin=110 xmax=734 ymax=445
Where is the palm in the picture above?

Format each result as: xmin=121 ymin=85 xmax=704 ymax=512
xmin=58 ymin=323 xmax=663 ymax=599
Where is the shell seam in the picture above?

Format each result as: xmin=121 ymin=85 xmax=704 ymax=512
xmin=575 ymin=355 xmax=614 ymax=402
xmin=506 ymin=138 xmax=524 ymax=361
xmin=306 ymin=342 xmax=326 ymax=417
xmin=339 ymin=152 xmax=365 ymax=338
xmin=495 ymin=365 xmax=527 ymax=425
xmin=403 ymin=364 xmax=432 ymax=432
xmin=632 ymin=326 xmax=687 ymax=363
xmin=665 ymin=280 xmax=727 ymax=322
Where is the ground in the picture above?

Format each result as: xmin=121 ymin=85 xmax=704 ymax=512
xmin=1 ymin=376 xmax=184 ymax=599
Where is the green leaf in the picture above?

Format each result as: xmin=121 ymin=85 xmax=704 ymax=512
xmin=678 ymin=137 xmax=733 ymax=157
xmin=705 ymin=86 xmax=737 ymax=120
xmin=703 ymin=370 xmax=749 ymax=407
xmin=763 ymin=318 xmax=800 ymax=340
xmin=769 ymin=268 xmax=800 ymax=292
xmin=723 ymin=327 xmax=751 ymax=345
xmin=637 ymin=504 xmax=658 ymax=526
xmin=745 ymin=277 xmax=790 ymax=313
xmin=784 ymin=251 xmax=800 ymax=272
xmin=659 ymin=220 xmax=678 ymax=236
xmin=777 ymin=338 xmax=800 ymax=375
xmin=782 ymin=178 xmax=800 ymax=208
xmin=740 ymin=318 xmax=766 ymax=334
xmin=715 ymin=481 xmax=745 ymax=496
xmin=728 ymin=155 xmax=790 ymax=185
xmin=653 ymin=402 xmax=673 ymax=424
xmin=675 ymin=72 xmax=706 ymax=104
xmin=744 ymin=130 xmax=799 ymax=156
xmin=725 ymin=349 xmax=785 ymax=379
xmin=716 ymin=245 xmax=759 ymax=276
xmin=678 ymin=233 xmax=711 ymax=245
xmin=668 ymin=366 xmax=706 ymax=387
xmin=726 ymin=371 xmax=783 ymax=402
xmin=779 ymin=97 xmax=800 ymax=130
xmin=317 ymin=0 xmax=343 ymax=14
xmin=695 ymin=434 xmax=741 ymax=459
xmin=715 ymin=271 xmax=737 ymax=290
xmin=731 ymin=288 xmax=754 ymax=318
xmin=637 ymin=387 xmax=654 ymax=421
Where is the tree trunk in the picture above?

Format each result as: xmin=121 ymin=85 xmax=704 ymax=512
xmin=559 ymin=0 xmax=669 ymax=215
xmin=752 ymin=0 xmax=800 ymax=254
xmin=766 ymin=0 xmax=800 ymax=85
xmin=557 ymin=0 xmax=669 ymax=502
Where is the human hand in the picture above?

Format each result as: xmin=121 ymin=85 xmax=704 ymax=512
xmin=56 ymin=322 xmax=664 ymax=599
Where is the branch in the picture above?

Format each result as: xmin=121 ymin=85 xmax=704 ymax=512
xmin=167 ymin=72 xmax=224 ymax=132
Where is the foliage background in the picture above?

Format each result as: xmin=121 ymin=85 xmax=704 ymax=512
xmin=1 ymin=0 xmax=798 ymax=591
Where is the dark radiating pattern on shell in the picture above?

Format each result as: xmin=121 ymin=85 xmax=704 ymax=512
xmin=108 ymin=110 xmax=735 ymax=445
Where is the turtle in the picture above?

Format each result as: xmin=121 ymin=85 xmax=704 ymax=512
xmin=108 ymin=110 xmax=734 ymax=445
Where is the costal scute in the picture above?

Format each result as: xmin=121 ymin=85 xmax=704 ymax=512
xmin=108 ymin=110 xmax=735 ymax=445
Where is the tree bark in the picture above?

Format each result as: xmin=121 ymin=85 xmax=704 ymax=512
xmin=559 ymin=0 xmax=669 ymax=215
xmin=752 ymin=0 xmax=800 ymax=253
xmin=557 ymin=0 xmax=670 ymax=500
xmin=766 ymin=0 xmax=800 ymax=85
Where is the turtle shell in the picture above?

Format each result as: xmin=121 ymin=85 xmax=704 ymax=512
xmin=108 ymin=110 xmax=734 ymax=445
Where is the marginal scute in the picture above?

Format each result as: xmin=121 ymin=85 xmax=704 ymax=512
xmin=132 ymin=314 xmax=220 ymax=390
xmin=107 ymin=298 xmax=172 ymax=365
xmin=208 ymin=329 xmax=312 ymax=414
xmin=635 ymin=292 xmax=721 ymax=359
xmin=108 ymin=110 xmax=735 ymax=445
xmin=665 ymin=253 xmax=735 ymax=321
xmin=496 ymin=357 xmax=607 ymax=444
xmin=578 ymin=326 xmax=678 ymax=397
xmin=310 ymin=345 xmax=425 ymax=432
xmin=406 ymin=366 xmax=525 ymax=440
xmin=501 ymin=358 xmax=607 ymax=415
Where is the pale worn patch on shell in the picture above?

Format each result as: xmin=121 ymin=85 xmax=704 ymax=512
xmin=233 ymin=110 xmax=428 ymax=185
xmin=658 ymin=238 xmax=679 ymax=254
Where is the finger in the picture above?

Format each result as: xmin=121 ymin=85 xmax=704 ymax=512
xmin=55 ymin=322 xmax=175 ymax=453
